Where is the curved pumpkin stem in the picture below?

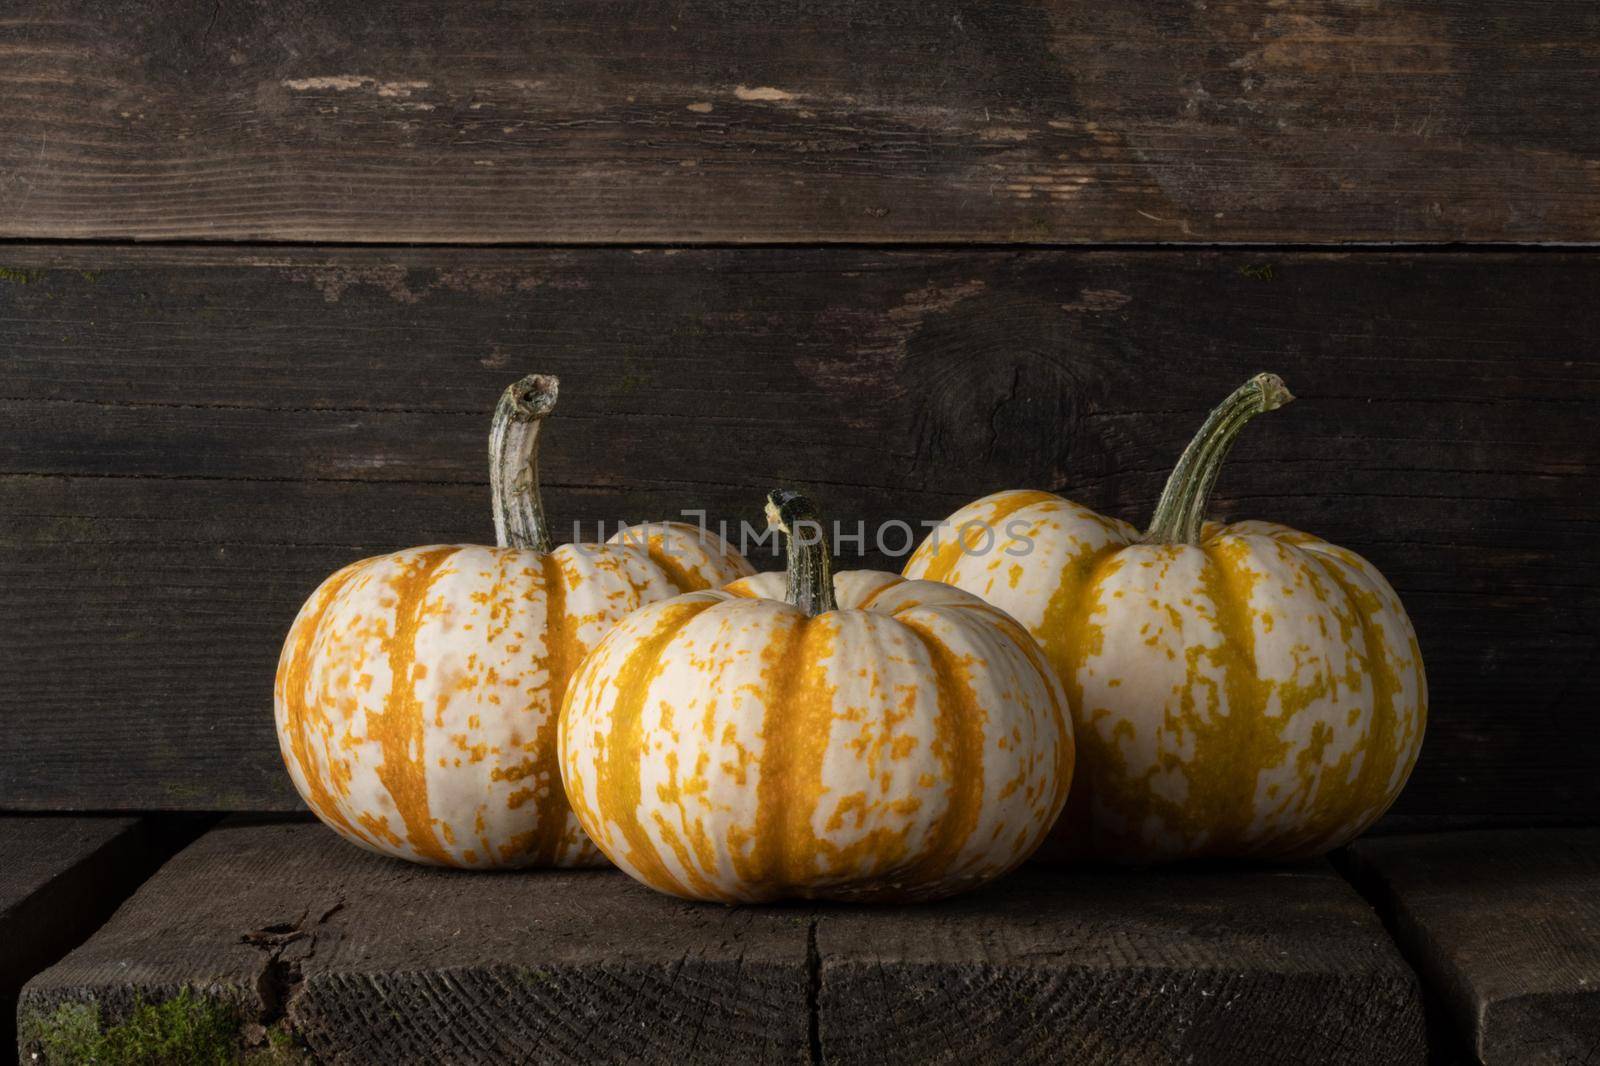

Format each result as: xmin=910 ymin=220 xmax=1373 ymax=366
xmin=490 ymin=374 xmax=559 ymax=552
xmin=766 ymin=489 xmax=837 ymax=616
xmin=1143 ymin=372 xmax=1295 ymax=545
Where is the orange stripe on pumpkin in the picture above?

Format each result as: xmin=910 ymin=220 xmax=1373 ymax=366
xmin=641 ymin=540 xmax=709 ymax=593
xmin=595 ymin=599 xmax=719 ymax=898
xmin=1197 ymin=538 xmax=1288 ymax=851
xmin=1297 ymin=548 xmax=1418 ymax=849
xmin=774 ymin=616 xmax=838 ymax=892
xmin=912 ymin=490 xmax=1061 ymax=586
xmin=371 ymin=547 xmax=457 ymax=865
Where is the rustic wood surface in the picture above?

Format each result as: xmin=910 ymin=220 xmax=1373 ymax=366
xmin=2 ymin=0 xmax=1598 ymax=243
xmin=1348 ymin=829 xmax=1600 ymax=1066
xmin=3 ymin=246 xmax=1596 ymax=821
xmin=0 ymin=817 xmax=157 ymax=1053
xmin=818 ymin=863 xmax=1425 ymax=1065
xmin=17 ymin=819 xmax=808 ymax=1066
xmin=21 ymin=821 xmax=1424 ymax=1065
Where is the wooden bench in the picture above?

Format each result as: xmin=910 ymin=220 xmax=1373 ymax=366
xmin=12 ymin=823 xmax=1600 ymax=1064
xmin=19 ymin=821 xmax=1427 ymax=1065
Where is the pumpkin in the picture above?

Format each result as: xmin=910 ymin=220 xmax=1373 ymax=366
xmin=904 ymin=374 xmax=1426 ymax=862
xmin=559 ymin=490 xmax=1074 ymax=902
xmin=275 ymin=375 xmax=753 ymax=868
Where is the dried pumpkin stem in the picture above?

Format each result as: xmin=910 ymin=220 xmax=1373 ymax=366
xmin=1143 ymin=372 xmax=1295 ymax=545
xmin=490 ymin=373 xmax=559 ymax=553
xmin=766 ymin=489 xmax=838 ymax=616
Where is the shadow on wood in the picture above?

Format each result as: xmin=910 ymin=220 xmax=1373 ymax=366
xmin=1348 ymin=829 xmax=1600 ymax=1066
xmin=0 ymin=817 xmax=184 ymax=1054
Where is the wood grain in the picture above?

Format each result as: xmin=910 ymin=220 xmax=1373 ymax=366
xmin=1 ymin=246 xmax=1596 ymax=818
xmin=0 ymin=817 xmax=155 ymax=1053
xmin=21 ymin=821 xmax=1424 ymax=1065
xmin=1347 ymin=830 xmax=1600 ymax=1066
xmin=819 ymin=863 xmax=1426 ymax=1066
xmin=19 ymin=820 xmax=816 ymax=1066
xmin=2 ymin=0 xmax=1598 ymax=243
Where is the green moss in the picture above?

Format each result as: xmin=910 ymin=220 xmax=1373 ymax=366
xmin=19 ymin=1001 xmax=101 ymax=1061
xmin=19 ymin=989 xmax=302 ymax=1065
xmin=0 ymin=266 xmax=41 ymax=284
xmin=244 ymin=1027 xmax=307 ymax=1065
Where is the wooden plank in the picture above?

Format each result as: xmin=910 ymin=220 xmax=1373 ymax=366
xmin=1 ymin=246 xmax=1597 ymax=818
xmin=819 ymin=863 xmax=1426 ymax=1065
xmin=19 ymin=821 xmax=814 ymax=1066
xmin=1347 ymin=830 xmax=1600 ymax=1066
xmin=2 ymin=0 xmax=1598 ymax=243
xmin=0 ymin=817 xmax=159 ymax=1054
xmin=21 ymin=822 xmax=1425 ymax=1065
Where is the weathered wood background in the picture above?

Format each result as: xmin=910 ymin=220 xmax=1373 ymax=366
xmin=3 ymin=0 xmax=1599 ymax=243
xmin=2 ymin=0 xmax=1598 ymax=829
xmin=3 ymin=248 xmax=1596 ymax=821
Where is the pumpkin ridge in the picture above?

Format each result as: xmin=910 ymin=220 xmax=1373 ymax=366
xmin=525 ymin=550 xmax=572 ymax=864
xmin=277 ymin=559 xmax=371 ymax=845
xmin=626 ymin=534 xmax=706 ymax=593
xmin=755 ymin=610 xmax=833 ymax=896
xmin=1037 ymin=542 xmax=1127 ymax=856
xmin=1288 ymin=543 xmax=1418 ymax=852
xmin=1195 ymin=536 xmax=1286 ymax=855
xmin=913 ymin=489 xmax=1061 ymax=586
xmin=976 ymin=604 xmax=1076 ymax=820
xmin=654 ymin=599 xmax=755 ymax=891
xmin=894 ymin=615 xmax=987 ymax=893
xmin=1041 ymin=541 xmax=1130 ymax=685
xmin=371 ymin=547 xmax=458 ymax=866
xmin=843 ymin=571 xmax=907 ymax=611
xmin=593 ymin=598 xmax=717 ymax=898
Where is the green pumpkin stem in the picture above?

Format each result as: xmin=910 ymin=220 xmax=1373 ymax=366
xmin=766 ymin=489 xmax=838 ymax=616
xmin=490 ymin=373 xmax=559 ymax=553
xmin=1143 ymin=372 xmax=1295 ymax=545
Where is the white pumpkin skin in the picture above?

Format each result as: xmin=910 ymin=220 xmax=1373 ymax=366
xmin=904 ymin=376 xmax=1427 ymax=862
xmin=273 ymin=375 xmax=753 ymax=868
xmin=559 ymin=566 xmax=1075 ymax=903
xmin=276 ymin=530 xmax=751 ymax=868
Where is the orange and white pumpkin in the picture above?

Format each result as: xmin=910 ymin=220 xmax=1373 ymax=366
xmin=559 ymin=490 xmax=1074 ymax=902
xmin=275 ymin=375 xmax=752 ymax=868
xmin=905 ymin=374 xmax=1426 ymax=862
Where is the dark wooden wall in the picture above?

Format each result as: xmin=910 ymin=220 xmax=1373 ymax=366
xmin=2 ymin=1 xmax=1597 ymax=828
xmin=5 ymin=0 xmax=1600 ymax=243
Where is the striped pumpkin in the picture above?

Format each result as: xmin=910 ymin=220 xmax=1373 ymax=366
xmin=905 ymin=374 xmax=1427 ymax=862
xmin=275 ymin=375 xmax=752 ymax=868
xmin=559 ymin=490 xmax=1074 ymax=902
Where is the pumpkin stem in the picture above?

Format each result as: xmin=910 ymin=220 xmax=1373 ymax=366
xmin=490 ymin=374 xmax=559 ymax=552
xmin=766 ymin=489 xmax=838 ymax=616
xmin=1143 ymin=372 xmax=1295 ymax=545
